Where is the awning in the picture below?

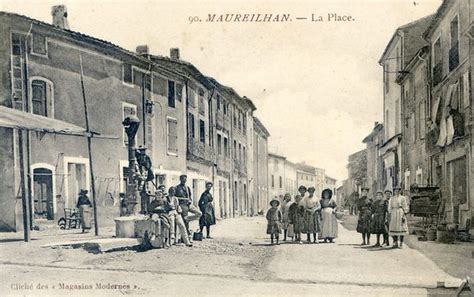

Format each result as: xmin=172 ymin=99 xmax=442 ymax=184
xmin=0 ymin=105 xmax=116 ymax=138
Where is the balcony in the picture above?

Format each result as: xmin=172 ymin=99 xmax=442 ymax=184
xmin=433 ymin=62 xmax=443 ymax=86
xmin=187 ymin=138 xmax=216 ymax=163
xmin=233 ymin=158 xmax=247 ymax=175
xmin=449 ymin=42 xmax=459 ymax=72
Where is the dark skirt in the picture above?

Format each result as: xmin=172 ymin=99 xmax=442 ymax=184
xmin=371 ymin=213 xmax=387 ymax=234
xmin=199 ymin=203 xmax=216 ymax=227
xmin=267 ymin=221 xmax=281 ymax=235
xmin=303 ymin=210 xmax=321 ymax=234
xmin=356 ymin=210 xmax=372 ymax=233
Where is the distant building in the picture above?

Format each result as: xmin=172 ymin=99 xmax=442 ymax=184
xmin=324 ymin=175 xmax=337 ymax=193
xmin=252 ymin=117 xmax=270 ymax=214
xmin=362 ymin=122 xmax=385 ymax=195
xmin=346 ymin=149 xmax=368 ymax=196
xmin=268 ymin=153 xmax=297 ymax=200
xmin=296 ymin=162 xmax=317 ymax=190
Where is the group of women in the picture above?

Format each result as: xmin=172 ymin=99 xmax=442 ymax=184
xmin=356 ymin=186 xmax=409 ymax=249
xmin=266 ymin=186 xmax=338 ymax=245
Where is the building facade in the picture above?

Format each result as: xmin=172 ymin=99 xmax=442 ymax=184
xmin=423 ymin=0 xmax=473 ymax=231
xmin=346 ymin=149 xmax=368 ymax=196
xmin=362 ymin=122 xmax=385 ymax=195
xmin=296 ymin=162 xmax=317 ymax=190
xmin=268 ymin=153 xmax=298 ymax=200
xmin=396 ymin=46 xmax=430 ymax=192
xmin=0 ymin=5 xmax=271 ymax=232
xmin=0 ymin=9 xmax=188 ymax=230
xmin=252 ymin=117 xmax=270 ymax=215
xmin=378 ymin=15 xmax=433 ymax=191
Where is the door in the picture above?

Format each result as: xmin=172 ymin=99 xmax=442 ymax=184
xmin=448 ymin=156 xmax=467 ymax=226
xmin=67 ymin=163 xmax=87 ymax=208
xmin=33 ymin=168 xmax=54 ymax=220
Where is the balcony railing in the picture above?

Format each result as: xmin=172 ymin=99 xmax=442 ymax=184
xmin=433 ymin=62 xmax=443 ymax=86
xmin=187 ymin=138 xmax=216 ymax=162
xmin=233 ymin=158 xmax=247 ymax=174
xmin=449 ymin=42 xmax=459 ymax=72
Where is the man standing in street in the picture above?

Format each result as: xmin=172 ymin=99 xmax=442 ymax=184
xmin=175 ymin=174 xmax=202 ymax=242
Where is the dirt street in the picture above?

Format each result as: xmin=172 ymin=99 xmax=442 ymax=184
xmin=0 ymin=217 xmax=462 ymax=296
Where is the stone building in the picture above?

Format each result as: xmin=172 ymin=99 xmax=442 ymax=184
xmin=0 ymin=5 xmax=270 ymax=232
xmin=0 ymin=8 xmax=187 ymax=231
xmin=378 ymin=15 xmax=433 ymax=191
xmin=362 ymin=122 xmax=385 ymax=195
xmin=268 ymin=152 xmax=297 ymax=200
xmin=422 ymin=0 xmax=473 ymax=231
xmin=396 ymin=46 xmax=430 ymax=192
xmin=252 ymin=117 xmax=270 ymax=215
xmin=296 ymin=162 xmax=317 ymax=190
xmin=324 ymin=175 xmax=337 ymax=193
xmin=346 ymin=149 xmax=368 ymax=196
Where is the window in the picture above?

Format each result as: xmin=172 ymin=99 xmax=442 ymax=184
xmin=198 ymin=88 xmax=205 ymax=115
xmin=199 ymin=119 xmax=205 ymax=143
xmin=449 ymin=16 xmax=460 ymax=71
xmin=271 ymin=175 xmax=275 ymax=188
xmin=279 ymin=176 xmax=282 ymax=189
xmin=450 ymin=16 xmax=459 ymax=48
xmin=32 ymin=33 xmax=47 ymax=56
xmin=224 ymin=137 xmax=229 ymax=157
xmin=384 ymin=64 xmax=389 ymax=94
xmin=31 ymin=80 xmax=48 ymax=117
xmin=395 ymin=99 xmax=400 ymax=133
xmin=217 ymin=134 xmax=222 ymax=155
xmin=217 ymin=94 xmax=221 ymax=111
xmin=433 ymin=37 xmax=442 ymax=66
xmin=168 ymin=80 xmax=176 ymax=108
xmin=404 ymin=170 xmax=410 ymax=191
xmin=223 ymin=102 xmax=228 ymax=115
xmin=12 ymin=33 xmax=22 ymax=56
xmin=123 ymin=63 xmax=133 ymax=84
xmin=188 ymin=113 xmax=195 ymax=138
xmin=233 ymin=140 xmax=237 ymax=159
xmin=243 ymin=146 xmax=246 ymax=164
xmin=167 ymin=117 xmax=178 ymax=154
xmin=238 ymin=143 xmax=242 ymax=160
xmin=122 ymin=102 xmax=137 ymax=146
xmin=176 ymin=83 xmax=183 ymax=102
xmin=144 ymin=74 xmax=151 ymax=91
xmin=419 ymin=101 xmax=426 ymax=139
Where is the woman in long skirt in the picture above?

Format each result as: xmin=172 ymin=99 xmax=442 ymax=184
xmin=281 ymin=193 xmax=294 ymax=241
xmin=370 ymin=191 xmax=388 ymax=247
xmin=356 ymin=188 xmax=373 ymax=245
xmin=302 ymin=187 xmax=321 ymax=243
xmin=388 ymin=186 xmax=409 ymax=248
xmin=320 ymin=188 xmax=338 ymax=243
xmin=76 ymin=189 xmax=92 ymax=233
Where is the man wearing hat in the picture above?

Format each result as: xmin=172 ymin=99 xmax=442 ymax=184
xmin=136 ymin=145 xmax=154 ymax=213
xmin=175 ymin=174 xmax=202 ymax=242
xmin=356 ymin=187 xmax=373 ymax=245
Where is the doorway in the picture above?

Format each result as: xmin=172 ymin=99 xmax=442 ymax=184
xmin=33 ymin=168 xmax=54 ymax=220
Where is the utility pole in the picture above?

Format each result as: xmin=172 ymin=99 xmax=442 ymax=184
xmin=79 ymin=55 xmax=99 ymax=236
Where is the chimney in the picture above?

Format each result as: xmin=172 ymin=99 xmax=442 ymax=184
xmin=136 ymin=45 xmax=149 ymax=56
xmin=170 ymin=48 xmax=180 ymax=60
xmin=51 ymin=5 xmax=70 ymax=30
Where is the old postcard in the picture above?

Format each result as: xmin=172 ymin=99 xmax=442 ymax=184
xmin=0 ymin=0 xmax=472 ymax=296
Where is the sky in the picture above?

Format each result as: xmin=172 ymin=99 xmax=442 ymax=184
xmin=1 ymin=0 xmax=442 ymax=182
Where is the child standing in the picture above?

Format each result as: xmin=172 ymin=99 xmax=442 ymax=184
xmin=266 ymin=199 xmax=282 ymax=245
